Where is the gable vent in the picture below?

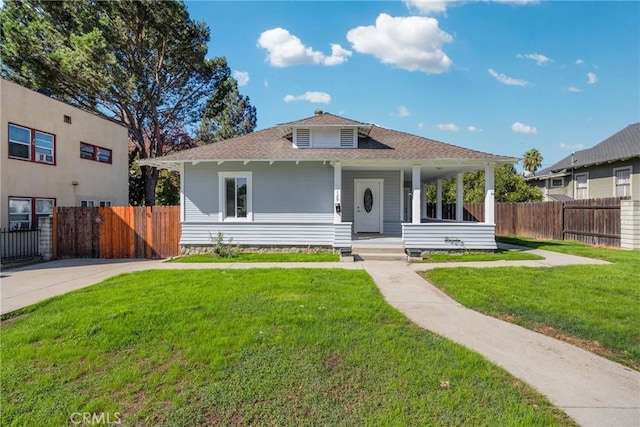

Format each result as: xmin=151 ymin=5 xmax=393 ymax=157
xmin=295 ymin=128 xmax=311 ymax=148
xmin=340 ymin=128 xmax=355 ymax=148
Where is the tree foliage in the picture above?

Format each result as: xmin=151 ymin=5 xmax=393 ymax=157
xmin=426 ymin=164 xmax=543 ymax=204
xmin=522 ymin=148 xmax=544 ymax=176
xmin=198 ymin=76 xmax=257 ymax=144
xmin=1 ymin=0 xmax=248 ymax=205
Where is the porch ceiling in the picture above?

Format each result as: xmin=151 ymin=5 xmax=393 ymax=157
xmin=342 ymin=163 xmax=490 ymax=180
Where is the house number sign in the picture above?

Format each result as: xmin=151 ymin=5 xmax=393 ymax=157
xmin=364 ymin=188 xmax=373 ymax=213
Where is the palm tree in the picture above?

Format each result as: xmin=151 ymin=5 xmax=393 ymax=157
xmin=522 ymin=148 xmax=543 ymax=176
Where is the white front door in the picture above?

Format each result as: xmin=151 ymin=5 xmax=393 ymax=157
xmin=354 ymin=179 xmax=383 ymax=233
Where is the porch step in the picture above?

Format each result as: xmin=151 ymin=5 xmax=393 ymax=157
xmin=352 ymin=246 xmax=407 ymax=261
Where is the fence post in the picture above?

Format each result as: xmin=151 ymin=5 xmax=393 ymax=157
xmin=620 ymin=200 xmax=640 ymax=250
xmin=38 ymin=216 xmax=53 ymax=261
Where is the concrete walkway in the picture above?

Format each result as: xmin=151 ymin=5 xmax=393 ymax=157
xmin=1 ymin=248 xmax=638 ymax=426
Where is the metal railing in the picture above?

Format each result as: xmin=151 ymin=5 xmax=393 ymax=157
xmin=0 ymin=228 xmax=40 ymax=261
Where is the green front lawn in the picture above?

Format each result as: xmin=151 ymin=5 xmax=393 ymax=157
xmin=1 ymin=269 xmax=572 ymax=426
xmin=424 ymin=238 xmax=640 ymax=369
xmin=170 ymin=252 xmax=340 ymax=263
xmin=420 ymin=249 xmax=543 ymax=263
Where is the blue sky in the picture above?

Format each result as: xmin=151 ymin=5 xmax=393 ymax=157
xmin=186 ymin=1 xmax=639 ymax=168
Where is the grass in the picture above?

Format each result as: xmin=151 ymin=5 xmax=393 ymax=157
xmin=420 ymin=249 xmax=543 ymax=263
xmin=170 ymin=252 xmax=340 ymax=263
xmin=424 ymin=237 xmax=640 ymax=369
xmin=1 ymin=269 xmax=573 ymax=426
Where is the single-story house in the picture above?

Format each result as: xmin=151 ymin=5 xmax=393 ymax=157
xmin=527 ymin=123 xmax=639 ymax=201
xmin=141 ymin=111 xmax=516 ymax=254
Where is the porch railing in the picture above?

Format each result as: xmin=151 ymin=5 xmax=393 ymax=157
xmin=0 ymin=228 xmax=40 ymax=261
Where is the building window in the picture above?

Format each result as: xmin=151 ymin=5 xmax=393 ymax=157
xmin=64 ymin=115 xmax=72 ymax=124
xmin=614 ymin=167 xmax=631 ymax=197
xmin=81 ymin=200 xmax=95 ymax=207
xmin=218 ymin=172 xmax=252 ymax=221
xmin=575 ymin=173 xmax=588 ymax=199
xmin=8 ymin=124 xmax=55 ymax=164
xmin=99 ymin=201 xmax=112 ymax=207
xmin=551 ymin=178 xmax=564 ymax=187
xmin=80 ymin=142 xmax=112 ymax=164
xmin=8 ymin=197 xmax=55 ymax=230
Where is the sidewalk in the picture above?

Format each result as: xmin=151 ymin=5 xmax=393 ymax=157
xmin=366 ymin=260 xmax=639 ymax=427
xmin=1 ymin=251 xmax=638 ymax=426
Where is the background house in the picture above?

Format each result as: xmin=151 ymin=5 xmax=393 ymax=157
xmin=527 ymin=123 xmax=639 ymax=201
xmin=1 ymin=79 xmax=128 ymax=230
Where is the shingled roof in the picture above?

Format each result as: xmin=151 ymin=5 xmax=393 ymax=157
xmin=548 ymin=123 xmax=640 ymax=172
xmin=146 ymin=112 xmax=515 ymax=165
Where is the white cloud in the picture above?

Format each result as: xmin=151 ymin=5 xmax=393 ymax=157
xmin=587 ymin=72 xmax=598 ymax=84
xmin=405 ymin=0 xmax=537 ymax=15
xmin=467 ymin=125 xmax=483 ymax=132
xmin=516 ymin=52 xmax=551 ymax=66
xmin=488 ymin=68 xmax=529 ymax=86
xmin=257 ymin=28 xmax=351 ymax=67
xmin=393 ymin=105 xmax=410 ymax=117
xmin=437 ymin=123 xmax=459 ymax=132
xmin=511 ymin=122 xmax=537 ymax=135
xmin=566 ymin=86 xmax=583 ymax=93
xmin=283 ymin=91 xmax=331 ymax=104
xmin=418 ymin=122 xmax=425 ymax=129
xmin=560 ymin=143 xmax=584 ymax=150
xmin=347 ymin=13 xmax=453 ymax=74
xmin=575 ymin=59 xmax=584 ymax=65
xmin=404 ymin=0 xmax=451 ymax=14
xmin=232 ymin=71 xmax=250 ymax=87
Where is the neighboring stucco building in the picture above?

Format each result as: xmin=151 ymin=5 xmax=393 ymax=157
xmin=1 ymin=79 xmax=128 ymax=230
xmin=142 ymin=111 xmax=516 ymax=254
xmin=528 ymin=123 xmax=640 ymax=201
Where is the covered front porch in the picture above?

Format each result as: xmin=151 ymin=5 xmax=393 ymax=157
xmin=332 ymin=161 xmax=497 ymax=252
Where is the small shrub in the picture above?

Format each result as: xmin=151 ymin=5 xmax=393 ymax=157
xmin=210 ymin=232 xmax=239 ymax=259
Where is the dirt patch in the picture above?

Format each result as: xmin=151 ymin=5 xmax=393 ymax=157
xmin=324 ymin=353 xmax=341 ymax=370
xmin=532 ymin=324 xmax=620 ymax=359
xmin=1 ymin=312 xmax=27 ymax=327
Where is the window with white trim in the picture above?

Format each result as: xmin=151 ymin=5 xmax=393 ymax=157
xmin=8 ymin=124 xmax=55 ymax=164
xmin=575 ymin=173 xmax=588 ymax=199
xmin=8 ymin=197 xmax=55 ymax=230
xmin=614 ymin=167 xmax=631 ymax=197
xmin=80 ymin=200 xmax=95 ymax=207
xmin=99 ymin=201 xmax=112 ymax=207
xmin=551 ymin=178 xmax=564 ymax=187
xmin=218 ymin=172 xmax=252 ymax=221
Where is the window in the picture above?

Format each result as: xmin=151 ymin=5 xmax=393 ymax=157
xmin=575 ymin=173 xmax=588 ymax=199
xmin=80 ymin=142 xmax=112 ymax=164
xmin=614 ymin=167 xmax=631 ymax=197
xmin=64 ymin=115 xmax=72 ymax=124
xmin=218 ymin=172 xmax=252 ymax=221
xmin=9 ymin=198 xmax=31 ymax=230
xmin=8 ymin=197 xmax=55 ymax=230
xmin=551 ymin=178 xmax=564 ymax=187
xmin=80 ymin=200 xmax=95 ymax=207
xmin=99 ymin=201 xmax=112 ymax=207
xmin=8 ymin=124 xmax=55 ymax=164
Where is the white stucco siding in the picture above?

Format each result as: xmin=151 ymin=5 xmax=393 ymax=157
xmin=342 ymin=170 xmax=402 ymax=234
xmin=183 ymin=161 xmax=334 ymax=223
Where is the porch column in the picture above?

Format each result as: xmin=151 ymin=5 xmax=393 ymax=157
xmin=456 ymin=173 xmax=464 ymax=221
xmin=421 ymin=183 xmax=427 ymax=219
xmin=484 ymin=164 xmax=495 ymax=224
xmin=333 ymin=162 xmax=342 ymax=224
xmin=436 ymin=179 xmax=443 ymax=220
xmin=412 ymin=166 xmax=421 ymax=224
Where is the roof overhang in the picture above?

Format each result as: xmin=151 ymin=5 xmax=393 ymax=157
xmin=139 ymin=157 xmax=516 ymax=174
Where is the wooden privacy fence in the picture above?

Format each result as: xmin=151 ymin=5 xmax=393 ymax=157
xmin=428 ymin=197 xmax=624 ymax=247
xmin=54 ymin=206 xmax=180 ymax=259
